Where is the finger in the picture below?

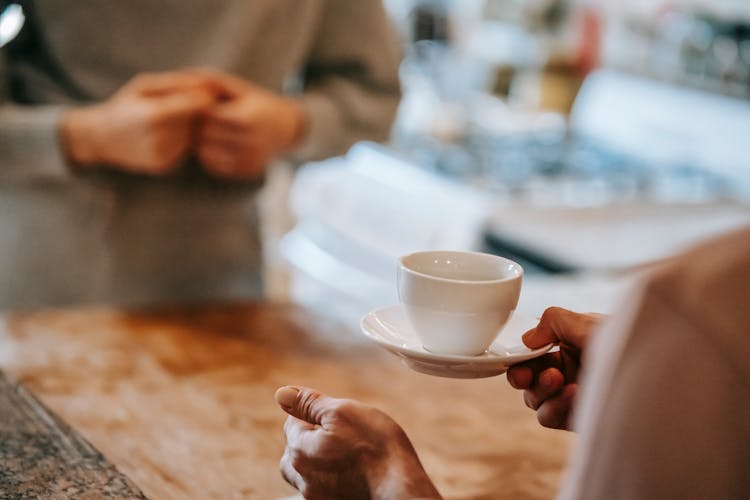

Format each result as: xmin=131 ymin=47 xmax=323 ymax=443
xmin=507 ymin=352 xmax=563 ymax=389
xmin=510 ymin=352 xmax=563 ymax=381
xmin=203 ymin=100 xmax=262 ymax=129
xmin=275 ymin=386 xmax=340 ymax=427
xmin=283 ymin=415 xmax=325 ymax=457
xmin=523 ymin=390 xmax=537 ymax=411
xmin=537 ymin=384 xmax=577 ymax=430
xmin=280 ymin=448 xmax=305 ymax=492
xmin=155 ymin=88 xmax=217 ymax=119
xmin=199 ymin=149 xmax=265 ymax=181
xmin=522 ymin=367 xmax=565 ymax=410
xmin=151 ymin=135 xmax=191 ymax=173
xmin=189 ymin=68 xmax=255 ymax=99
xmin=197 ymin=143 xmax=237 ymax=175
xmin=507 ymin=365 xmax=534 ymax=390
xmin=198 ymin=119 xmax=246 ymax=145
xmin=559 ymin=346 xmax=581 ymax=386
xmin=283 ymin=415 xmax=315 ymax=437
xmin=125 ymin=71 xmax=219 ymax=97
xmin=522 ymin=307 xmax=598 ymax=349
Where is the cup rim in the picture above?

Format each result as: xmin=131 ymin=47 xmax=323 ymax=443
xmin=399 ymin=250 xmax=524 ymax=285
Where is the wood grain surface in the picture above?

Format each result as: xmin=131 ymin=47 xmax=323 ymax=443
xmin=0 ymin=303 xmax=570 ymax=499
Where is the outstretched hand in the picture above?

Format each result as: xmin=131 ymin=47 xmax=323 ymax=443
xmin=276 ymin=386 xmax=441 ymax=500
xmin=507 ymin=307 xmax=603 ymax=430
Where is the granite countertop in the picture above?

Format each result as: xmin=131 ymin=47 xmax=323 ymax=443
xmin=0 ymin=371 xmax=145 ymax=498
xmin=0 ymin=302 xmax=571 ymax=499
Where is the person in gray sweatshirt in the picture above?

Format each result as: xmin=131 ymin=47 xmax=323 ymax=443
xmin=0 ymin=0 xmax=402 ymax=309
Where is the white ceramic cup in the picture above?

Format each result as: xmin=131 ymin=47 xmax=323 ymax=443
xmin=397 ymin=250 xmax=523 ymax=356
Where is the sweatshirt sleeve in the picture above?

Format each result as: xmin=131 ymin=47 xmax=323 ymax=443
xmin=0 ymin=53 xmax=73 ymax=180
xmin=0 ymin=103 xmax=75 ymax=180
xmin=291 ymin=0 xmax=402 ymax=163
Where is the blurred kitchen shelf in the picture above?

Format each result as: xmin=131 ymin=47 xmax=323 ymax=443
xmin=281 ymin=69 xmax=750 ymax=319
xmin=484 ymin=199 xmax=750 ymax=272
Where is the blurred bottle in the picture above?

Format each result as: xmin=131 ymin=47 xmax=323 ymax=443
xmin=410 ymin=0 xmax=450 ymax=45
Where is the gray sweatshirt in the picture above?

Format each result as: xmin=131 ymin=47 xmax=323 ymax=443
xmin=0 ymin=0 xmax=401 ymax=308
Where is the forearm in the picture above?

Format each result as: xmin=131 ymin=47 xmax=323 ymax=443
xmin=367 ymin=430 xmax=442 ymax=500
xmin=371 ymin=461 xmax=442 ymax=500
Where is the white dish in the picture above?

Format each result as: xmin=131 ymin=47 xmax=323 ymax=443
xmin=360 ymin=305 xmax=553 ymax=379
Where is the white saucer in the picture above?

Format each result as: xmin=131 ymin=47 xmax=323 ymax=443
xmin=360 ymin=305 xmax=553 ymax=379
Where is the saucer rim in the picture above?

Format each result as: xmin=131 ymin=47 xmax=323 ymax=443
xmin=360 ymin=304 xmax=553 ymax=367
xmin=400 ymin=357 xmax=509 ymax=379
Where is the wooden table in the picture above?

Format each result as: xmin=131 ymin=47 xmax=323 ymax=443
xmin=0 ymin=302 xmax=570 ymax=499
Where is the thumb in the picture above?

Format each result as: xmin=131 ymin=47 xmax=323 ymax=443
xmin=522 ymin=307 xmax=599 ymax=349
xmin=275 ymin=386 xmax=337 ymax=426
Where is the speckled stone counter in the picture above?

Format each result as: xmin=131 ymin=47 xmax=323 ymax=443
xmin=0 ymin=371 xmax=145 ymax=498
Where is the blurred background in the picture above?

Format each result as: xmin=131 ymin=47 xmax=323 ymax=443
xmin=1 ymin=0 xmax=749 ymax=320
xmin=277 ymin=0 xmax=750 ymax=325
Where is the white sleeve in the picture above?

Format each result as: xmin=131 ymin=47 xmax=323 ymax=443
xmin=558 ymin=283 xmax=750 ymax=500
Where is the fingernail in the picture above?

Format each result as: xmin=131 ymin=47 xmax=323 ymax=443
xmin=275 ymin=386 xmax=299 ymax=409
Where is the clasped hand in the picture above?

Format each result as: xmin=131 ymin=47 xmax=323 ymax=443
xmin=62 ymin=69 xmax=304 ymax=180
